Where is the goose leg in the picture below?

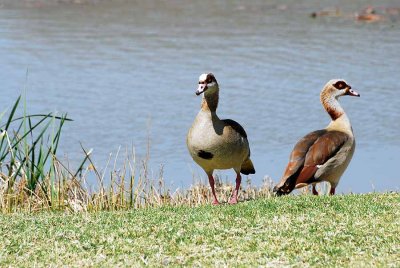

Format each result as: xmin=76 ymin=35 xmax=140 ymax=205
xmin=208 ymin=174 xmax=220 ymax=205
xmin=330 ymin=187 xmax=336 ymax=195
xmin=312 ymin=185 xmax=318 ymax=195
xmin=229 ymin=172 xmax=241 ymax=205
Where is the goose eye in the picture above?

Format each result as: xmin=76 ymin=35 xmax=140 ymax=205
xmin=334 ymin=81 xmax=346 ymax=89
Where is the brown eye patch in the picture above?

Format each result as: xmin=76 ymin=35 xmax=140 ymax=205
xmin=206 ymin=73 xmax=215 ymax=84
xmin=333 ymin=81 xmax=347 ymax=90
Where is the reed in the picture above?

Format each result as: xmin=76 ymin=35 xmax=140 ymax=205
xmin=0 ymin=96 xmax=274 ymax=213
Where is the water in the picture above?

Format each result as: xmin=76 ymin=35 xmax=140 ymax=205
xmin=1 ymin=0 xmax=399 ymax=193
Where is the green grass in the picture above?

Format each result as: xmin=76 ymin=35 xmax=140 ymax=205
xmin=1 ymin=193 xmax=399 ymax=267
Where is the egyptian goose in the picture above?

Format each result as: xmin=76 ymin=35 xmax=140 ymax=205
xmin=355 ymin=6 xmax=384 ymax=22
xmin=187 ymin=73 xmax=255 ymax=205
xmin=273 ymin=79 xmax=360 ymax=196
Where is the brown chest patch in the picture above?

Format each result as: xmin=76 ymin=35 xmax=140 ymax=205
xmin=197 ymin=150 xmax=214 ymax=160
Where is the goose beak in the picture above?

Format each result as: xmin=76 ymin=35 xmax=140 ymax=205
xmin=346 ymin=88 xmax=360 ymax=97
xmin=195 ymin=84 xmax=208 ymax=96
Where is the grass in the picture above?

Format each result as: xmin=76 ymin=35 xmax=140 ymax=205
xmin=0 ymin=193 xmax=399 ymax=267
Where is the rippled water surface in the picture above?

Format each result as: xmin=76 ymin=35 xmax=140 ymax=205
xmin=1 ymin=0 xmax=399 ymax=193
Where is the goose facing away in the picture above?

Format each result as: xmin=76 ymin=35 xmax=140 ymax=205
xmin=273 ymin=79 xmax=360 ymax=196
xmin=186 ymin=73 xmax=255 ymax=205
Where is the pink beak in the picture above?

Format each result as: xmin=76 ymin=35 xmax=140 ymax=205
xmin=347 ymin=88 xmax=360 ymax=97
xmin=196 ymin=83 xmax=208 ymax=96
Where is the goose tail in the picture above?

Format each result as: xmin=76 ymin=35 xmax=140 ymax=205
xmin=240 ymin=158 xmax=255 ymax=175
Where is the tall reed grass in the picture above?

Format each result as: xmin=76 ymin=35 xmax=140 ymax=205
xmin=0 ymin=96 xmax=274 ymax=213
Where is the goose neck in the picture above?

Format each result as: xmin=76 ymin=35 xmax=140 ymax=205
xmin=201 ymin=91 xmax=219 ymax=112
xmin=321 ymin=94 xmax=345 ymax=121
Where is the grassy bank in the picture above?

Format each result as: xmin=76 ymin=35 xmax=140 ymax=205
xmin=1 ymin=193 xmax=399 ymax=267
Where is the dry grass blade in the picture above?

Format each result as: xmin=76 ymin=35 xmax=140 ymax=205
xmin=0 ymin=95 xmax=275 ymax=213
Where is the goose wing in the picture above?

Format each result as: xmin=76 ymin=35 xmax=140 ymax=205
xmin=297 ymin=130 xmax=349 ymax=184
xmin=222 ymin=119 xmax=247 ymax=138
xmin=275 ymin=130 xmax=349 ymax=194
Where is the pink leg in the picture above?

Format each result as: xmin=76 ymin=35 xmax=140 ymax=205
xmin=330 ymin=187 xmax=336 ymax=195
xmin=208 ymin=174 xmax=220 ymax=205
xmin=312 ymin=185 xmax=318 ymax=195
xmin=229 ymin=173 xmax=241 ymax=205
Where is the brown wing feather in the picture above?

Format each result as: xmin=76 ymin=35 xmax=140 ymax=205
xmin=274 ymin=130 xmax=326 ymax=194
xmin=274 ymin=130 xmax=349 ymax=195
xmin=296 ymin=131 xmax=349 ymax=184
xmin=305 ymin=131 xmax=349 ymax=166
xmin=282 ymin=130 xmax=327 ymax=179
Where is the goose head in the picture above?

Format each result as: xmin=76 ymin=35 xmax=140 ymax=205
xmin=196 ymin=73 xmax=218 ymax=96
xmin=321 ymin=79 xmax=360 ymax=120
xmin=322 ymin=79 xmax=360 ymax=99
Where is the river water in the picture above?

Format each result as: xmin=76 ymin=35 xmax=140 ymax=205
xmin=1 ymin=0 xmax=399 ymax=193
